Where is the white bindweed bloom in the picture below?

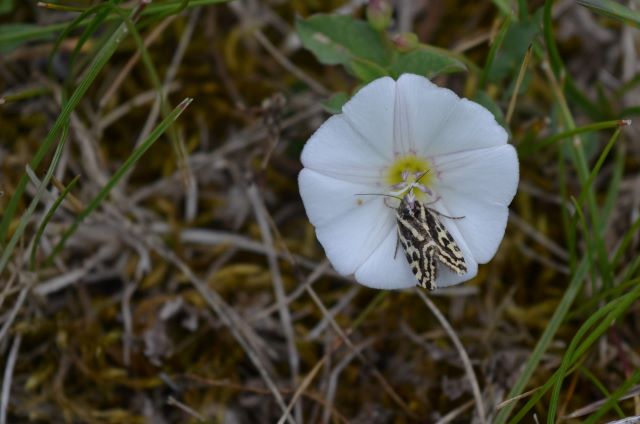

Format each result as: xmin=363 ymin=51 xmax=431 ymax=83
xmin=298 ymin=74 xmax=519 ymax=289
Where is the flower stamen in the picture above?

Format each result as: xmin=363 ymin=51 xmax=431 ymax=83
xmin=386 ymin=155 xmax=434 ymax=205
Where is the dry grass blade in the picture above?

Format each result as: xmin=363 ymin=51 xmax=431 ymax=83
xmin=304 ymin=285 xmax=416 ymax=417
xmin=506 ymin=45 xmax=532 ymax=125
xmin=0 ymin=335 xmax=21 ymax=424
xmin=321 ymin=337 xmax=375 ymax=424
xmin=166 ymin=396 xmax=205 ymax=422
xmin=604 ymin=416 xmax=640 ymax=424
xmin=0 ymin=286 xmax=29 ymax=345
xmin=250 ymin=260 xmax=333 ymax=324
xmin=148 ymin=241 xmax=297 ymax=424
xmin=276 ymin=351 xmax=327 ymax=424
xmin=99 ymin=83 xmax=181 ymax=130
xmin=170 ymin=227 xmax=343 ymax=277
xmin=246 ymin=181 xmax=301 ymax=421
xmin=306 ymin=285 xmax=359 ymax=340
xmin=509 ymin=212 xmax=569 ymax=261
xmin=99 ymin=15 xmax=177 ymax=109
xmin=416 ymin=289 xmax=487 ymax=424
xmin=435 ymin=399 xmax=476 ymax=424
xmin=185 ymin=374 xmax=349 ymax=423
xmin=563 ymin=385 xmax=640 ymax=419
xmin=253 ymin=30 xmax=329 ymax=97
xmin=496 ymin=386 xmax=542 ymax=410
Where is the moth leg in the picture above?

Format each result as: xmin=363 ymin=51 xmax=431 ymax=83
xmin=423 ymin=196 xmax=464 ymax=220
xmin=426 ymin=207 xmax=464 ymax=220
xmin=394 ymin=232 xmax=401 ymax=259
xmin=383 ymin=196 xmax=401 ymax=209
xmin=424 ymin=195 xmax=441 ymax=206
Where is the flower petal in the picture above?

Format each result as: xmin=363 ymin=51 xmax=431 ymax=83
xmin=414 ymin=90 xmax=508 ymax=158
xmin=396 ymin=73 xmax=460 ymax=156
xmin=434 ymin=145 xmax=519 ymax=205
xmin=432 ymin=145 xmax=518 ymax=264
xmin=353 ymin=227 xmax=416 ymax=289
xmin=301 ymin=115 xmax=388 ymax=185
xmin=437 ymin=164 xmax=509 ymax=264
xmin=301 ymin=172 xmax=396 ymax=275
xmin=315 ymin=212 xmax=395 ymax=276
xmin=342 ymin=76 xmax=396 ymax=160
xmin=299 ymin=169 xmax=381 ymax=228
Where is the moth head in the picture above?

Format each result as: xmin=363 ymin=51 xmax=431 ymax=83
xmin=398 ymin=193 xmax=420 ymax=220
xmin=404 ymin=189 xmax=417 ymax=209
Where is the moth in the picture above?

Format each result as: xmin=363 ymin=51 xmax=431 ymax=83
xmin=395 ymin=194 xmax=467 ymax=290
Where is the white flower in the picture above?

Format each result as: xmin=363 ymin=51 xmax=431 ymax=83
xmin=298 ymin=74 xmax=519 ymax=289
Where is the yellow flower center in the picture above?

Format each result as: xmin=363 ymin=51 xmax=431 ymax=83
xmin=385 ymin=155 xmax=433 ymax=201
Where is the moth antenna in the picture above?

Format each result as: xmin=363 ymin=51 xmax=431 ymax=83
xmin=414 ymin=169 xmax=431 ymax=184
xmin=354 ymin=193 xmax=403 ymax=201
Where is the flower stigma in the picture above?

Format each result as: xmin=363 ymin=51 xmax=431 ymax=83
xmin=385 ymin=155 xmax=434 ymax=203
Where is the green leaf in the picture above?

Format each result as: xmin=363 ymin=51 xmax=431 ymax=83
xmin=578 ymin=0 xmax=640 ymax=27
xmin=321 ymin=92 xmax=349 ymax=114
xmin=486 ymin=10 xmax=542 ymax=83
xmin=296 ymin=14 xmax=388 ymax=67
xmin=349 ymin=57 xmax=389 ymax=82
xmin=388 ymin=49 xmax=466 ymax=79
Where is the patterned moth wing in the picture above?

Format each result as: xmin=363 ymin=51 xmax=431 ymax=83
xmin=420 ymin=204 xmax=467 ymax=276
xmin=396 ymin=197 xmax=467 ymax=290
xmin=397 ymin=223 xmax=438 ymax=290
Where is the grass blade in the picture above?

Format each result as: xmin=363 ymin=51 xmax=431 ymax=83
xmin=45 ymin=97 xmax=193 ymax=264
xmin=0 ymin=0 xmax=230 ymax=49
xmin=0 ymin=125 xmax=68 ymax=277
xmin=579 ymin=367 xmax=626 ymax=419
xmin=494 ymin=258 xmax=589 ymax=424
xmin=480 ymin=16 xmax=512 ymax=88
xmin=0 ymin=0 xmax=150 ymax=244
xmin=578 ymin=0 xmax=640 ymax=27
xmin=29 ymin=175 xmax=80 ymax=271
